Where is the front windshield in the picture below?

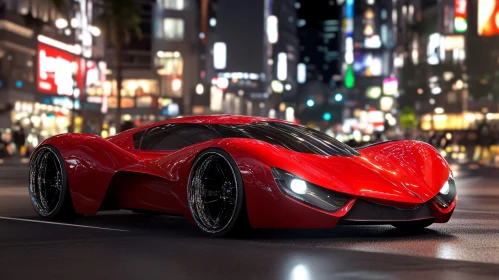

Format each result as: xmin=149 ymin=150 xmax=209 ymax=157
xmin=210 ymin=122 xmax=360 ymax=157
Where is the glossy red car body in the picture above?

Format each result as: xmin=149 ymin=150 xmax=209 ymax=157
xmin=36 ymin=115 xmax=456 ymax=229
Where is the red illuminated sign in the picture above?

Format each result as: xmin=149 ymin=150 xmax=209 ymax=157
xmin=454 ymin=0 xmax=467 ymax=33
xmin=478 ymin=0 xmax=499 ymax=36
xmin=37 ymin=43 xmax=84 ymax=96
xmin=455 ymin=0 xmax=466 ymax=18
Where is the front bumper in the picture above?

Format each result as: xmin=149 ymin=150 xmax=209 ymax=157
xmin=339 ymin=199 xmax=434 ymax=224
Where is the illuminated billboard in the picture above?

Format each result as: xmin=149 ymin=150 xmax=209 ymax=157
xmin=353 ymin=53 xmax=383 ymax=76
xmin=478 ymin=0 xmax=499 ymax=36
xmin=383 ymin=78 xmax=398 ymax=95
xmin=37 ymin=43 xmax=83 ymax=96
xmin=454 ymin=0 xmax=467 ymax=33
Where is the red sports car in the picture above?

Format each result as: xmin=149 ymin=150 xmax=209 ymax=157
xmin=29 ymin=115 xmax=457 ymax=236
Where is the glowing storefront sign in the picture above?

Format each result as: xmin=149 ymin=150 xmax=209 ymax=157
xmin=210 ymin=86 xmax=223 ymax=112
xmin=478 ymin=0 xmax=499 ymax=36
xmin=37 ymin=35 xmax=81 ymax=55
xmin=427 ymin=33 xmax=441 ymax=65
xmin=277 ymin=52 xmax=288 ymax=81
xmin=343 ymin=0 xmax=355 ymax=88
xmin=267 ymin=16 xmax=278 ymax=44
xmin=443 ymin=35 xmax=465 ymax=50
xmin=37 ymin=43 xmax=83 ymax=96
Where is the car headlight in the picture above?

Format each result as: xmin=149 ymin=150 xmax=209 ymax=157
xmin=439 ymin=180 xmax=450 ymax=195
xmin=433 ymin=175 xmax=457 ymax=209
xmin=271 ymin=168 xmax=351 ymax=212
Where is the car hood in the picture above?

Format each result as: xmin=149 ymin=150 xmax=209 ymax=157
xmin=276 ymin=140 xmax=450 ymax=204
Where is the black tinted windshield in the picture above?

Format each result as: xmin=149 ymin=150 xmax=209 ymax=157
xmin=209 ymin=122 xmax=359 ymax=157
xmin=135 ymin=122 xmax=359 ymax=156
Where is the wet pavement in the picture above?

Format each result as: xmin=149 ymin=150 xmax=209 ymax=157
xmin=1 ymin=162 xmax=499 ymax=279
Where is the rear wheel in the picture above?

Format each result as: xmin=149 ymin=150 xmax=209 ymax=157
xmin=187 ymin=149 xmax=248 ymax=237
xmin=391 ymin=219 xmax=434 ymax=230
xmin=29 ymin=145 xmax=81 ymax=221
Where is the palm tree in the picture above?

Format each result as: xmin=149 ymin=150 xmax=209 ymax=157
xmin=95 ymin=0 xmax=142 ymax=130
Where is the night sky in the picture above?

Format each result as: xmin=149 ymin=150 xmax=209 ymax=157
xmin=296 ymin=0 xmax=340 ymax=29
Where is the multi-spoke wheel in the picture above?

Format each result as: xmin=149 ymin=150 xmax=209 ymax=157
xmin=188 ymin=149 xmax=248 ymax=237
xmin=29 ymin=145 xmax=80 ymax=221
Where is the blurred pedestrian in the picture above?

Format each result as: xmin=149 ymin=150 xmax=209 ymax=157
xmin=120 ymin=121 xmax=135 ymax=132
xmin=0 ymin=136 xmax=7 ymax=159
xmin=12 ymin=124 xmax=26 ymax=157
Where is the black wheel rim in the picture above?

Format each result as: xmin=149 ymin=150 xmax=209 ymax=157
xmin=29 ymin=147 xmax=64 ymax=217
xmin=188 ymin=152 xmax=238 ymax=234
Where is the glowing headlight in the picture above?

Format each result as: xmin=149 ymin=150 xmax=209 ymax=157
xmin=433 ymin=174 xmax=457 ymax=209
xmin=290 ymin=179 xmax=307 ymax=194
xmin=439 ymin=181 xmax=450 ymax=195
xmin=271 ymin=168 xmax=350 ymax=212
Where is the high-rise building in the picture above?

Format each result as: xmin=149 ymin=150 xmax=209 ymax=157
xmin=339 ymin=0 xmax=397 ymax=135
xmin=104 ymin=0 xmax=162 ymax=130
xmin=395 ymin=0 xmax=499 ymax=132
xmin=152 ymin=0 xmax=200 ymax=117
xmin=196 ymin=0 xmax=299 ymax=119
xmin=295 ymin=1 xmax=343 ymax=125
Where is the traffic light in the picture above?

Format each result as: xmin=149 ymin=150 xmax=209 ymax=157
xmin=306 ymin=99 xmax=315 ymax=107
xmin=323 ymin=112 xmax=332 ymax=121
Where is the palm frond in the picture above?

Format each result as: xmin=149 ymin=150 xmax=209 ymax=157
xmin=94 ymin=0 xmax=143 ymax=47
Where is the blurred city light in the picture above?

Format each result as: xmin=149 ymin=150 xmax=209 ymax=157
xmin=89 ymin=26 xmax=101 ymax=37
xmin=172 ymin=79 xmax=182 ymax=91
xmin=323 ymin=112 xmax=332 ymax=121
xmin=216 ymin=77 xmax=229 ymax=90
xmin=277 ymin=52 xmax=287 ymax=81
xmin=271 ymin=80 xmax=284 ymax=93
xmin=213 ymin=42 xmax=227 ymax=69
xmin=267 ymin=16 xmax=279 ymax=44
xmin=297 ymin=63 xmax=306 ymax=83
xmin=195 ymin=83 xmax=204 ymax=95
xmin=306 ymin=99 xmax=315 ymax=107
xmin=55 ymin=18 xmax=68 ymax=29
xmin=435 ymin=107 xmax=445 ymax=114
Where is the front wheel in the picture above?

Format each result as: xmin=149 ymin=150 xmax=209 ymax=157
xmin=391 ymin=219 xmax=434 ymax=230
xmin=29 ymin=145 xmax=81 ymax=221
xmin=187 ymin=148 xmax=249 ymax=237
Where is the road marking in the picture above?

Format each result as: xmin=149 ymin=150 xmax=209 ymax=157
xmin=0 ymin=216 xmax=129 ymax=232
xmin=455 ymin=209 xmax=499 ymax=215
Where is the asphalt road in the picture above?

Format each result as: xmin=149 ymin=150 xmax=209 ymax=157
xmin=1 ymin=161 xmax=499 ymax=279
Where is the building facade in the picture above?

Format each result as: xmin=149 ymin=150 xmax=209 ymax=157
xmin=0 ymin=0 xmax=105 ymax=147
xmin=295 ymin=0 xmax=343 ymax=125
xmin=194 ymin=0 xmax=299 ymax=119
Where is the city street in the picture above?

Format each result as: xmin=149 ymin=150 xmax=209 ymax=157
xmin=0 ymin=161 xmax=499 ymax=279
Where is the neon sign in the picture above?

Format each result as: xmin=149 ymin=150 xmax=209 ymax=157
xmin=454 ymin=0 xmax=467 ymax=33
xmin=37 ymin=43 xmax=83 ymax=96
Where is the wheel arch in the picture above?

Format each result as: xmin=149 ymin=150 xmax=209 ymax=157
xmin=37 ymin=134 xmax=137 ymax=214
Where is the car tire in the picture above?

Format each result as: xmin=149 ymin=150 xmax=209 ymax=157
xmin=391 ymin=219 xmax=434 ymax=230
xmin=29 ymin=145 xmax=82 ymax=221
xmin=187 ymin=148 xmax=250 ymax=237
